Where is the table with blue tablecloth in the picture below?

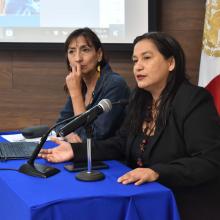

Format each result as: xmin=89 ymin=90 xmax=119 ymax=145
xmin=0 ymin=134 xmax=180 ymax=220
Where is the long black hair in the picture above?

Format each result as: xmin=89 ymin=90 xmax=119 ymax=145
xmin=126 ymin=32 xmax=187 ymax=134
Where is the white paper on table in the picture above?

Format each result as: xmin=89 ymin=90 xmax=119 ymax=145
xmin=0 ymin=134 xmax=57 ymax=143
xmin=1 ymin=130 xmax=61 ymax=143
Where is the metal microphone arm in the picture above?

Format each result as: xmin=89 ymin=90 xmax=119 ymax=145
xmin=18 ymin=114 xmax=80 ymax=178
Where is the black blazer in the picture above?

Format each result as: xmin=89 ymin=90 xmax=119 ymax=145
xmin=73 ymin=82 xmax=220 ymax=220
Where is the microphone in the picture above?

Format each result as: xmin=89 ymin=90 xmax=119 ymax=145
xmin=58 ymin=99 xmax=112 ymax=137
xmin=18 ymin=113 xmax=82 ymax=178
xmin=18 ymin=98 xmax=114 ymax=178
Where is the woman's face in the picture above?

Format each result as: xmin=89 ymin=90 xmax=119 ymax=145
xmin=132 ymin=39 xmax=175 ymax=97
xmin=67 ymin=36 xmax=102 ymax=76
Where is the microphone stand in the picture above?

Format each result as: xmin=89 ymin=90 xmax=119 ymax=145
xmin=75 ymin=115 xmax=105 ymax=181
xmin=18 ymin=115 xmax=79 ymax=178
xmin=18 ymin=126 xmax=60 ymax=178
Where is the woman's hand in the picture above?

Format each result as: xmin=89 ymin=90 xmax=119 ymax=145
xmin=66 ymin=63 xmax=82 ymax=95
xmin=38 ymin=137 xmax=74 ymax=163
xmin=64 ymin=133 xmax=82 ymax=143
xmin=117 ymin=168 xmax=159 ymax=186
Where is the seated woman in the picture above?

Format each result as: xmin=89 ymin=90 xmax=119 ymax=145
xmin=40 ymin=32 xmax=220 ymax=220
xmin=55 ymin=27 xmax=130 ymax=142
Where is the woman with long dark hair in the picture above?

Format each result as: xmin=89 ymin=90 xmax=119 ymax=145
xmin=56 ymin=27 xmax=130 ymax=142
xmin=40 ymin=32 xmax=220 ymax=220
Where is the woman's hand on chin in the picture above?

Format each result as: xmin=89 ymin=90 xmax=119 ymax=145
xmin=66 ymin=63 xmax=82 ymax=94
xmin=38 ymin=137 xmax=74 ymax=163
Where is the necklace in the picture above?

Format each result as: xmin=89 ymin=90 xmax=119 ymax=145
xmin=136 ymin=123 xmax=156 ymax=167
xmin=136 ymin=103 xmax=159 ymax=167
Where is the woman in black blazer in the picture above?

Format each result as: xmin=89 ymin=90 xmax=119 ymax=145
xmin=39 ymin=32 xmax=220 ymax=220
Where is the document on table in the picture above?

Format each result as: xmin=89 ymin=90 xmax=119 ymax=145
xmin=1 ymin=134 xmax=41 ymax=142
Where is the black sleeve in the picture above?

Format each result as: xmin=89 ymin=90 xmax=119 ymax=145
xmin=151 ymin=89 xmax=220 ymax=188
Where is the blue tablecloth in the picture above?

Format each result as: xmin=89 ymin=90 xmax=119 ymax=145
xmin=0 ymin=134 xmax=180 ymax=220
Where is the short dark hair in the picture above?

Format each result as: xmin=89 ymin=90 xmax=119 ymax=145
xmin=64 ymin=27 xmax=107 ymax=71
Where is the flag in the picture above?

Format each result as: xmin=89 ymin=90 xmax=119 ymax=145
xmin=198 ymin=0 xmax=220 ymax=115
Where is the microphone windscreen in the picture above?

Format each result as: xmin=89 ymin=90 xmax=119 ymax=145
xmin=20 ymin=125 xmax=49 ymax=139
xmin=98 ymin=99 xmax=112 ymax=112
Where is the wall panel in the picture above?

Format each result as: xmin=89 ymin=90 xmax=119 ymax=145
xmin=0 ymin=0 xmax=206 ymax=130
